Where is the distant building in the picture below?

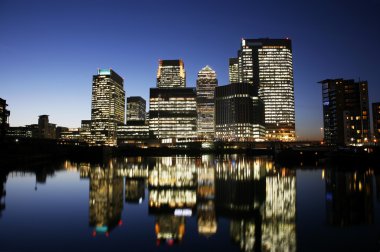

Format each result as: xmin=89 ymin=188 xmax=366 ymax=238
xmin=127 ymin=96 xmax=146 ymax=121
xmin=149 ymin=88 xmax=197 ymax=141
xmin=59 ymin=128 xmax=81 ymax=144
xmin=373 ymin=102 xmax=380 ymax=142
xmin=215 ymin=83 xmax=266 ymax=142
xmin=0 ymin=98 xmax=10 ymax=139
xmin=117 ymin=120 xmax=149 ymax=144
xmin=318 ymin=79 xmax=370 ymax=145
xmin=228 ymin=58 xmax=239 ymax=83
xmin=156 ymin=60 xmax=186 ymax=88
xmin=7 ymin=126 xmax=33 ymax=138
xmin=80 ymin=120 xmax=92 ymax=143
xmin=90 ymin=69 xmax=125 ymax=146
xmin=37 ymin=115 xmax=56 ymax=139
xmin=196 ymin=66 xmax=218 ymax=140
xmin=232 ymin=38 xmax=295 ymax=141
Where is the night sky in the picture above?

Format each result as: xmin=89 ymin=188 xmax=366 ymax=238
xmin=0 ymin=0 xmax=379 ymax=140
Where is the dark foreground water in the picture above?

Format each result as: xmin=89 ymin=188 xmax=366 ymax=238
xmin=0 ymin=155 xmax=379 ymax=252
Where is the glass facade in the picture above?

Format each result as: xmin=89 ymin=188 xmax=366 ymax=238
xmin=126 ymin=96 xmax=146 ymax=121
xmin=228 ymin=58 xmax=239 ymax=83
xmin=235 ymin=39 xmax=295 ymax=141
xmin=215 ymin=83 xmax=266 ymax=142
xmin=149 ymin=88 xmax=197 ymax=141
xmin=319 ymin=79 xmax=370 ymax=145
xmin=196 ymin=65 xmax=218 ymax=140
xmin=157 ymin=60 xmax=186 ymax=88
xmin=90 ymin=69 xmax=125 ymax=146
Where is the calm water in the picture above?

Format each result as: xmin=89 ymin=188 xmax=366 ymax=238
xmin=0 ymin=155 xmax=379 ymax=252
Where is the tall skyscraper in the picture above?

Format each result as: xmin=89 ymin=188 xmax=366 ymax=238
xmin=150 ymin=59 xmax=197 ymax=141
xmin=318 ymin=79 xmax=370 ymax=145
xmin=157 ymin=60 xmax=186 ymax=88
xmin=373 ymin=102 xmax=380 ymax=142
xmin=0 ymin=98 xmax=10 ymax=139
xmin=196 ymin=66 xmax=218 ymax=140
xmin=127 ymin=96 xmax=146 ymax=121
xmin=233 ymin=38 xmax=295 ymax=141
xmin=91 ymin=69 xmax=125 ymax=146
xmin=215 ymin=83 xmax=266 ymax=142
xmin=228 ymin=58 xmax=239 ymax=83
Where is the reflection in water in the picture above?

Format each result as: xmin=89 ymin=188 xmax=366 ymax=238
xmin=0 ymin=171 xmax=6 ymax=218
xmin=325 ymin=169 xmax=374 ymax=226
xmin=81 ymin=162 xmax=124 ymax=236
xmin=125 ymin=178 xmax=145 ymax=204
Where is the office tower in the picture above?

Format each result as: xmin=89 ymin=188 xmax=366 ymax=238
xmin=90 ymin=69 xmax=125 ymax=146
xmin=373 ymin=102 xmax=380 ymax=142
xmin=37 ymin=115 xmax=56 ymax=139
xmin=318 ymin=79 xmax=370 ymax=145
xmin=117 ymin=121 xmax=149 ymax=144
xmin=127 ymin=96 xmax=146 ymax=121
xmin=149 ymin=88 xmax=197 ymax=140
xmin=215 ymin=83 xmax=266 ymax=142
xmin=196 ymin=65 xmax=218 ymax=140
xmin=233 ymin=38 xmax=295 ymax=141
xmin=0 ymin=98 xmax=10 ymax=139
xmin=157 ymin=60 xmax=186 ymax=88
xmin=150 ymin=59 xmax=197 ymax=141
xmin=228 ymin=58 xmax=239 ymax=83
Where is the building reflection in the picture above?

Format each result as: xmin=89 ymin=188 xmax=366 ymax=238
xmin=325 ymin=169 xmax=374 ymax=226
xmin=197 ymin=155 xmax=217 ymax=236
xmin=148 ymin=157 xmax=197 ymax=245
xmin=81 ymin=161 xmax=124 ymax=236
xmin=0 ymin=171 xmax=6 ymax=218
xmin=125 ymin=178 xmax=145 ymax=204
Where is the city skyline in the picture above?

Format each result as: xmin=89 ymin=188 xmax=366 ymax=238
xmin=1 ymin=0 xmax=379 ymax=140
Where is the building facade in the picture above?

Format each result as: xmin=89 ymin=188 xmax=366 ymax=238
xmin=233 ymin=38 xmax=295 ymax=141
xmin=0 ymin=98 xmax=10 ymax=139
xmin=157 ymin=60 xmax=186 ymax=88
xmin=90 ymin=69 xmax=125 ymax=146
xmin=228 ymin=58 xmax=239 ymax=83
xmin=149 ymin=88 xmax=197 ymax=141
xmin=373 ymin=102 xmax=380 ymax=142
xmin=117 ymin=121 xmax=149 ymax=144
xmin=319 ymin=79 xmax=370 ymax=146
xmin=127 ymin=96 xmax=146 ymax=121
xmin=215 ymin=83 xmax=266 ymax=142
xmin=196 ymin=66 xmax=218 ymax=140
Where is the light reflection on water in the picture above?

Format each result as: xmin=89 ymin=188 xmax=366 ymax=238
xmin=0 ymin=155 xmax=379 ymax=251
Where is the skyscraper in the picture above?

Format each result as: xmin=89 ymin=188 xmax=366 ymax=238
xmin=196 ymin=66 xmax=218 ymax=140
xmin=228 ymin=58 xmax=239 ymax=83
xmin=157 ymin=60 xmax=186 ymax=88
xmin=150 ymin=60 xmax=197 ymax=142
xmin=318 ymin=79 xmax=370 ymax=145
xmin=215 ymin=83 xmax=266 ymax=142
xmin=233 ymin=38 xmax=295 ymax=141
xmin=127 ymin=96 xmax=146 ymax=121
xmin=91 ymin=69 xmax=125 ymax=146
xmin=373 ymin=102 xmax=380 ymax=142
xmin=149 ymin=88 xmax=197 ymax=140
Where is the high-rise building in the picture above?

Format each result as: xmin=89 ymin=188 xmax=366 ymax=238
xmin=90 ymin=69 xmax=125 ymax=146
xmin=196 ymin=66 xmax=218 ymax=140
xmin=373 ymin=102 xmax=380 ymax=142
xmin=0 ymin=98 xmax=10 ymax=139
xmin=150 ymin=59 xmax=197 ymax=142
xmin=233 ymin=38 xmax=295 ymax=141
xmin=149 ymin=88 xmax=197 ymax=141
xmin=157 ymin=60 xmax=186 ymax=88
xmin=215 ymin=83 xmax=266 ymax=142
xmin=319 ymin=79 xmax=370 ymax=145
xmin=127 ymin=96 xmax=146 ymax=121
xmin=228 ymin=58 xmax=239 ymax=83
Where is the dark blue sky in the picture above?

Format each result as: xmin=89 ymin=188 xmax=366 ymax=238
xmin=0 ymin=0 xmax=379 ymax=139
